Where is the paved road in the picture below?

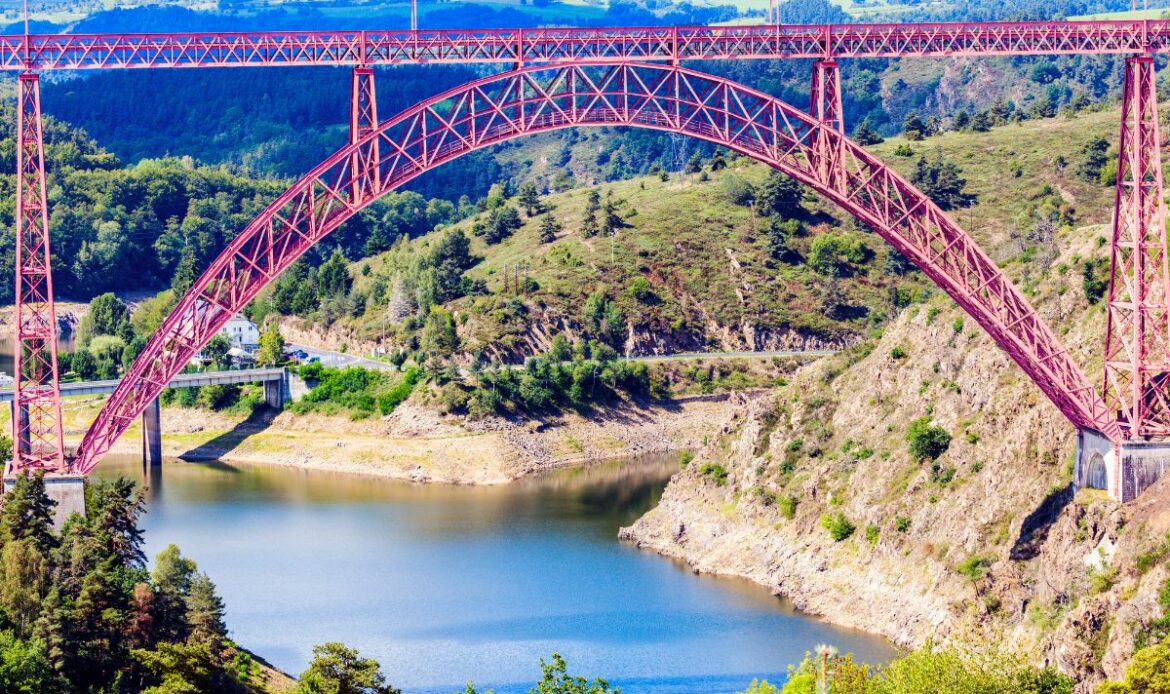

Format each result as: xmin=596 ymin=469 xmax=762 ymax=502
xmin=291 ymin=344 xmax=835 ymax=370
xmin=288 ymin=344 xmax=393 ymax=370
xmin=625 ymin=349 xmax=836 ymax=363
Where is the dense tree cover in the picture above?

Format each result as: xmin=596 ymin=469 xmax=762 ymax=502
xmin=0 ymin=474 xmax=264 ymax=693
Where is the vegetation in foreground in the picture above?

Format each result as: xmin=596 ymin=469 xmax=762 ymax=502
xmin=0 ymin=472 xmax=1106 ymax=693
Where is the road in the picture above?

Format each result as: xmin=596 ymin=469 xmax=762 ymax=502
xmin=288 ymin=344 xmax=394 ymax=370
xmin=289 ymin=344 xmax=835 ymax=371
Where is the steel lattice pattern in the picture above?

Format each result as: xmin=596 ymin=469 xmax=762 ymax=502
xmin=1 ymin=21 xmax=1170 ymax=70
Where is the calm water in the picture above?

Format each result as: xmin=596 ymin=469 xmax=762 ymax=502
xmin=93 ymin=455 xmax=897 ymax=693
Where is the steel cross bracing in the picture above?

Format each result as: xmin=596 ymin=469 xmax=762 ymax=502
xmin=7 ymin=21 xmax=1170 ymax=70
xmin=1103 ymin=56 xmax=1170 ymax=440
xmin=9 ymin=73 xmax=65 ymax=475
xmin=71 ymin=62 xmax=1121 ymax=473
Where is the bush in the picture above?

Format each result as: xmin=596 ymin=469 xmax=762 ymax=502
xmin=906 ymin=416 xmax=951 ymax=461
xmin=820 ymin=512 xmax=856 ymax=542
xmin=865 ymin=524 xmax=880 ymax=546
xmin=895 ymin=516 xmax=911 ymax=533
xmin=700 ymin=462 xmax=729 ymax=486
xmin=377 ymin=368 xmax=421 ymax=415
xmin=627 ymin=277 xmax=656 ymax=303
xmin=779 ymin=495 xmax=798 ymax=520
xmin=956 ymin=555 xmax=993 ymax=581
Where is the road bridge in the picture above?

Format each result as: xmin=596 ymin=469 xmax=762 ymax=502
xmin=3 ymin=367 xmax=297 ymax=470
xmin=6 ymin=18 xmax=1170 ymax=503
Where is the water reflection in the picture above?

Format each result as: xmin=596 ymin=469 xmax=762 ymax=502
xmin=95 ymin=455 xmax=897 ymax=694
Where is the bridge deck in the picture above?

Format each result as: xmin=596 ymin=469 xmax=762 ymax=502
xmin=2 ymin=21 xmax=1169 ymax=71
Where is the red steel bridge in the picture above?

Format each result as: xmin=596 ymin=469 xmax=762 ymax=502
xmin=5 ymin=19 xmax=1170 ymax=500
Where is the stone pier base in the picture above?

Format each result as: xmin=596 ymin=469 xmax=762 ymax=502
xmin=1076 ymin=429 xmax=1170 ymax=502
xmin=3 ymin=475 xmax=86 ymax=530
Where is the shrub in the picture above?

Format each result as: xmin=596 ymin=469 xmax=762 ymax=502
xmin=779 ymin=495 xmax=798 ymax=520
xmin=700 ymin=463 xmax=729 ymax=486
xmin=820 ymin=512 xmax=856 ymax=542
xmin=895 ymin=516 xmax=911 ymax=533
xmin=906 ymin=416 xmax=952 ymax=461
xmin=377 ymin=368 xmax=421 ymax=415
xmin=890 ymin=346 xmax=907 ymax=360
xmin=678 ymin=451 xmax=694 ymax=468
xmin=627 ymin=277 xmax=656 ymax=303
xmin=956 ymin=555 xmax=993 ymax=581
xmin=865 ymin=524 xmax=880 ymax=546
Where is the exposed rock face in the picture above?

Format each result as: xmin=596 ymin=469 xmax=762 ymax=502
xmin=620 ymin=302 xmax=1170 ymax=689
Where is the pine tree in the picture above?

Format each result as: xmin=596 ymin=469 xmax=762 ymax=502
xmin=581 ymin=210 xmax=600 ymax=238
xmin=852 ymin=117 xmax=884 ymax=145
xmin=87 ymin=477 xmax=145 ymax=569
xmin=538 ymin=213 xmax=562 ymax=243
xmin=386 ymin=276 xmax=413 ymax=323
xmin=517 ymin=182 xmax=543 ymax=217
xmin=0 ymin=474 xmax=58 ymax=554
xmin=184 ymin=572 xmax=227 ymax=645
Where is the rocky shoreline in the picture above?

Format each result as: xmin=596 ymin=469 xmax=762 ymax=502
xmin=98 ymin=393 xmax=755 ymax=485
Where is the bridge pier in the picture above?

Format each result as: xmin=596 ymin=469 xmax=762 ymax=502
xmin=2 ymin=474 xmax=86 ymax=530
xmin=141 ymin=396 xmax=162 ymax=469
xmin=1076 ymin=429 xmax=1170 ymax=502
xmin=264 ymin=372 xmax=286 ymax=410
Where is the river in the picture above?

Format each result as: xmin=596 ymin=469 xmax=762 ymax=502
xmin=92 ymin=455 xmax=897 ymax=693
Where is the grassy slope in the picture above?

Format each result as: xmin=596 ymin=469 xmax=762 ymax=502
xmin=348 ymin=158 xmax=938 ymax=359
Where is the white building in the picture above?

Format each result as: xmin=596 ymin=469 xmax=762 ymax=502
xmin=219 ymin=316 xmax=261 ymax=351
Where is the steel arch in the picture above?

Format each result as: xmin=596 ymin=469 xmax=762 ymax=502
xmin=71 ymin=62 xmax=1121 ymax=473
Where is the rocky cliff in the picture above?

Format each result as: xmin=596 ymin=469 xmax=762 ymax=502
xmin=621 ymin=295 xmax=1170 ymax=689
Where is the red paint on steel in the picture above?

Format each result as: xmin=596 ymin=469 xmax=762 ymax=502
xmin=9 ymin=73 xmax=64 ymax=475
xmin=1103 ymin=56 xmax=1170 ymax=440
xmin=2 ymin=21 xmax=1170 ymax=71
xmin=70 ymin=63 xmax=1121 ymax=473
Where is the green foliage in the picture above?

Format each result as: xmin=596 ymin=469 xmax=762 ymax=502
xmin=853 ymin=117 xmax=884 ymax=146
xmin=377 ymin=368 xmax=421 ymax=415
xmin=421 ymin=306 xmax=460 ymax=357
xmin=1077 ymin=136 xmax=1110 ymax=184
xmin=700 ymin=463 xmax=729 ymax=486
xmin=0 ymin=477 xmax=245 ymax=694
xmin=906 ymin=417 xmax=952 ymax=462
xmin=255 ymin=327 xmax=286 ymax=367
xmin=1097 ymin=641 xmax=1170 ymax=693
xmin=865 ymin=525 xmax=880 ymax=546
xmin=955 ymin=555 xmax=993 ymax=581
xmin=529 ymin=653 xmax=618 ymax=694
xmin=473 ymin=206 xmax=523 ymax=244
xmin=297 ymin=642 xmax=402 ymax=694
xmin=204 ymin=334 xmax=233 ymax=369
xmin=539 ymin=213 xmax=563 ymax=243
xmin=779 ymin=496 xmax=799 ymax=520
xmin=757 ymin=171 xmax=805 ymax=218
xmin=722 ymin=175 xmax=758 ymax=207
xmin=808 ymin=233 xmax=872 ymax=277
xmin=742 ymin=678 xmax=780 ymax=694
xmin=911 ymin=151 xmax=973 ymax=210
xmin=1082 ymin=257 xmax=1110 ymax=305
xmin=820 ymin=513 xmax=856 ymax=542
xmin=581 ymin=293 xmax=626 ymax=349
xmin=895 ymin=516 xmax=911 ymax=533
xmin=627 ymin=277 xmax=655 ymax=303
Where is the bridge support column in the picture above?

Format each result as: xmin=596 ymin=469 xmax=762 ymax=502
xmin=809 ymin=59 xmax=845 ymax=192
xmin=141 ymin=396 xmax=162 ymax=469
xmin=264 ymin=372 xmax=286 ymax=410
xmin=11 ymin=72 xmax=65 ymax=475
xmin=1103 ymin=56 xmax=1170 ymax=440
xmin=350 ymin=67 xmax=380 ymax=200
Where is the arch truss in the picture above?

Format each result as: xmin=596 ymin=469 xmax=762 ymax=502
xmin=66 ymin=61 xmax=1119 ymax=473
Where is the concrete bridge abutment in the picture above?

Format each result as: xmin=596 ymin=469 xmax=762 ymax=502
xmin=1076 ymin=429 xmax=1170 ymax=502
xmin=2 ymin=474 xmax=86 ymax=530
xmin=142 ymin=396 xmax=162 ymax=469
